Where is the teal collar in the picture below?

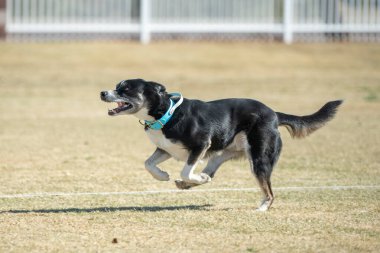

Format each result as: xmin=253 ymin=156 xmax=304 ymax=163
xmin=142 ymin=93 xmax=183 ymax=130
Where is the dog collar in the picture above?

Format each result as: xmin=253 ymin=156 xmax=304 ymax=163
xmin=143 ymin=93 xmax=183 ymax=130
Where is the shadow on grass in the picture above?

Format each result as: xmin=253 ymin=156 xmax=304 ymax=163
xmin=0 ymin=204 xmax=212 ymax=214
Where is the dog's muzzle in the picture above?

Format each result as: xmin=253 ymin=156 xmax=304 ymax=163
xmin=100 ymin=91 xmax=133 ymax=116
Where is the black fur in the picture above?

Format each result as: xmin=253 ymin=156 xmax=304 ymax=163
xmin=276 ymin=100 xmax=343 ymax=138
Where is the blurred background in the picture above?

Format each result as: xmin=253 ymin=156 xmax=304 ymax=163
xmin=0 ymin=2 xmax=380 ymax=252
xmin=1 ymin=0 xmax=380 ymax=43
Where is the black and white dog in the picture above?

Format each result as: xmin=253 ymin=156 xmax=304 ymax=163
xmin=100 ymin=79 xmax=342 ymax=211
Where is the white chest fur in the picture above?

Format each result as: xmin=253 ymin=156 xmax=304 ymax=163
xmin=145 ymin=129 xmax=189 ymax=162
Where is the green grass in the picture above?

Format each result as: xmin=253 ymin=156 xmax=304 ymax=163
xmin=0 ymin=42 xmax=379 ymax=252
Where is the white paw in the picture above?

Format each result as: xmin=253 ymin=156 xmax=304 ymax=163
xmin=256 ymin=204 xmax=269 ymax=212
xmin=256 ymin=199 xmax=272 ymax=212
xmin=151 ymin=171 xmax=170 ymax=181
xmin=199 ymin=173 xmax=211 ymax=183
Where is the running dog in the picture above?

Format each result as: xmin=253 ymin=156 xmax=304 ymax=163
xmin=100 ymin=79 xmax=342 ymax=211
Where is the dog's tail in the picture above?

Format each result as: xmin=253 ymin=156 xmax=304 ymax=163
xmin=276 ymin=100 xmax=343 ymax=139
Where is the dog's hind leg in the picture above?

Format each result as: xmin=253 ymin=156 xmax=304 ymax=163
xmin=202 ymin=151 xmax=241 ymax=178
xmin=247 ymin=127 xmax=282 ymax=211
xmin=175 ymin=140 xmax=212 ymax=189
xmin=145 ymin=148 xmax=171 ymax=181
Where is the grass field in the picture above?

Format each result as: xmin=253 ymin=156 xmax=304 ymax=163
xmin=0 ymin=42 xmax=379 ymax=252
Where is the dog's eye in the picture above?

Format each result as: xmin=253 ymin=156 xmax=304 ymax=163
xmin=117 ymin=87 xmax=130 ymax=96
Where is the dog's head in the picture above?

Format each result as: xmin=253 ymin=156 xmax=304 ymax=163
xmin=100 ymin=79 xmax=167 ymax=118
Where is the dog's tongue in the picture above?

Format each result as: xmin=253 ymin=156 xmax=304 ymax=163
xmin=108 ymin=102 xmax=127 ymax=115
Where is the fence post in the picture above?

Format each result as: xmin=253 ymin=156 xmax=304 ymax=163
xmin=140 ymin=0 xmax=151 ymax=44
xmin=4 ymin=0 xmax=11 ymax=34
xmin=283 ymin=0 xmax=293 ymax=44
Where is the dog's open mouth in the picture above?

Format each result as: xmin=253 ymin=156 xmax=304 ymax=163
xmin=108 ymin=102 xmax=132 ymax=116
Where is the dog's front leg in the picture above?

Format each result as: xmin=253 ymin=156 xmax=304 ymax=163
xmin=145 ymin=148 xmax=171 ymax=181
xmin=175 ymin=141 xmax=211 ymax=189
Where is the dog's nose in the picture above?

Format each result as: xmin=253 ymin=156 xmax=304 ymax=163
xmin=100 ymin=91 xmax=107 ymax=98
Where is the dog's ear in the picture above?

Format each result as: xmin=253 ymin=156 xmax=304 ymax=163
xmin=147 ymin=81 xmax=166 ymax=94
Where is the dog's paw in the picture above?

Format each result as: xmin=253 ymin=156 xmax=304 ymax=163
xmin=256 ymin=199 xmax=271 ymax=212
xmin=199 ymin=173 xmax=211 ymax=183
xmin=175 ymin=180 xmax=195 ymax=190
xmin=256 ymin=205 xmax=269 ymax=212
xmin=151 ymin=171 xmax=170 ymax=181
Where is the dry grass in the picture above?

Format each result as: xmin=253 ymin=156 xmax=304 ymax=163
xmin=0 ymin=42 xmax=379 ymax=252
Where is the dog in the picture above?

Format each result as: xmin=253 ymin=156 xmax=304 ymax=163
xmin=100 ymin=79 xmax=342 ymax=211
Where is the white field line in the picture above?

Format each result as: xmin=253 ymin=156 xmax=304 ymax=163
xmin=0 ymin=185 xmax=379 ymax=199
